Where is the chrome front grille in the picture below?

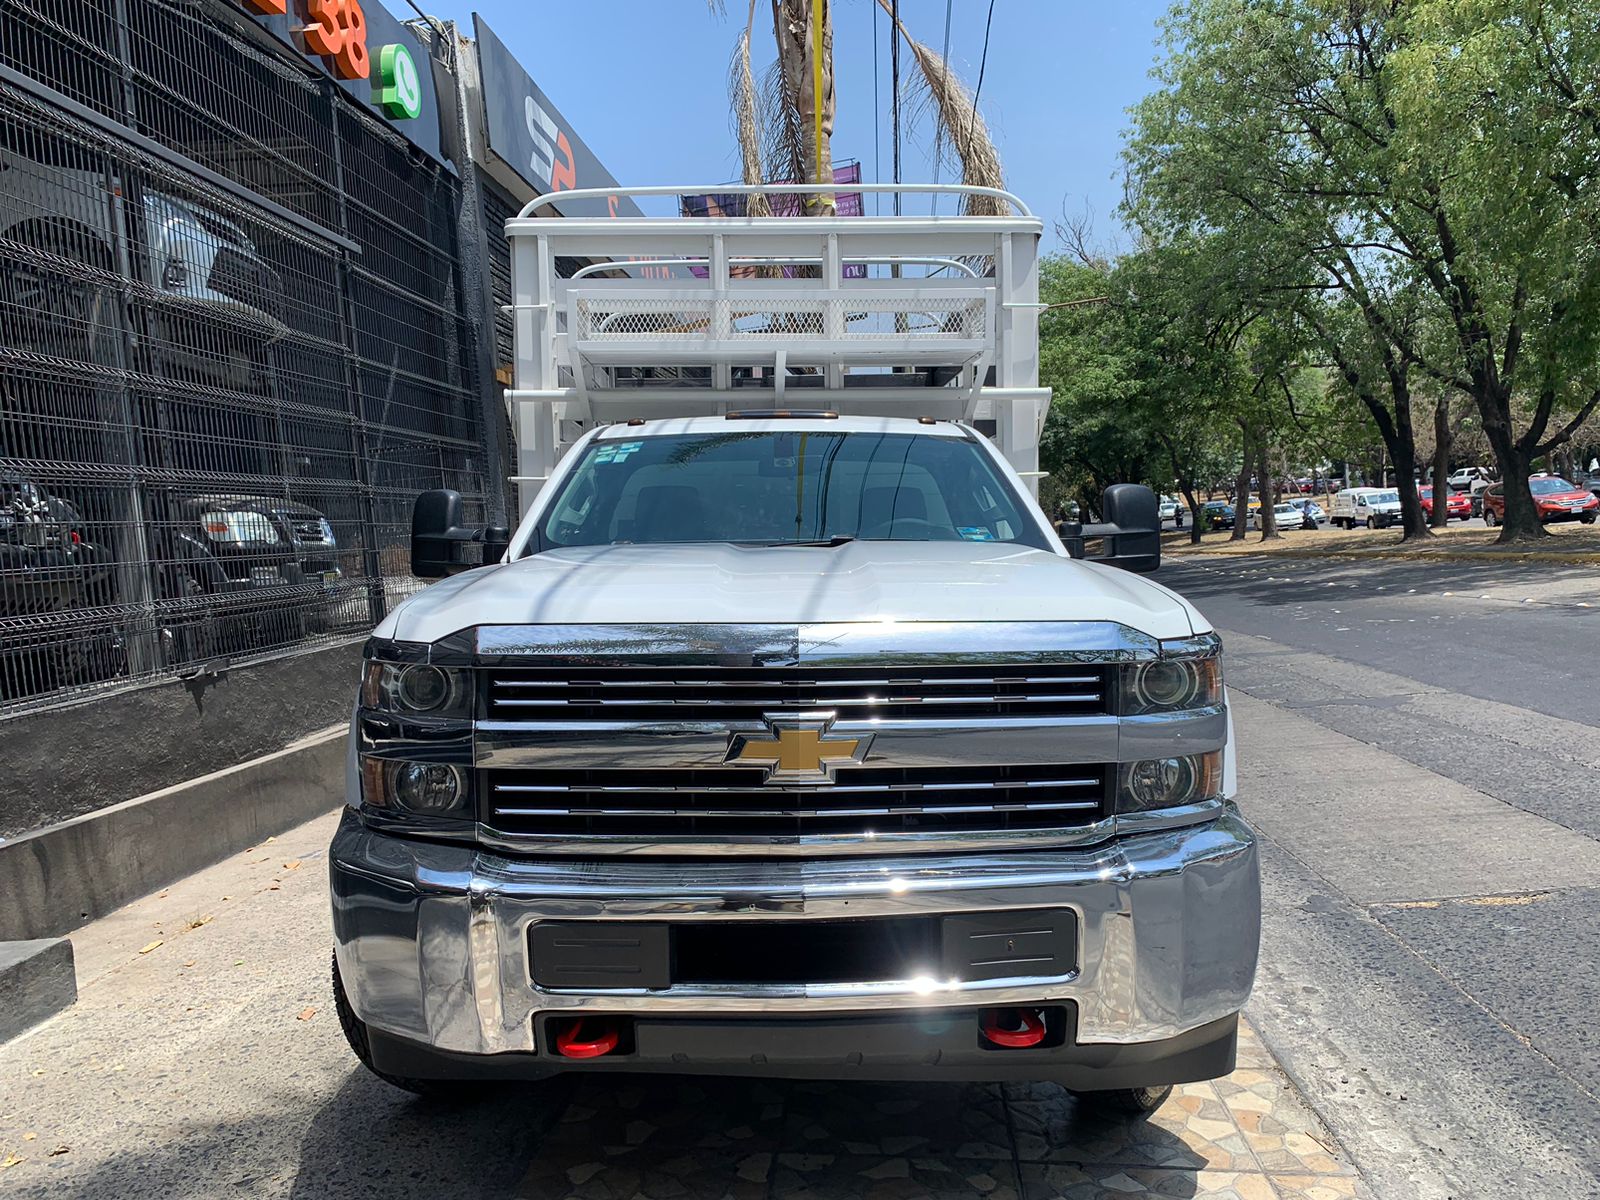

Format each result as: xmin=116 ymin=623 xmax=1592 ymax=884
xmin=483 ymin=763 xmax=1111 ymax=842
xmin=482 ymin=664 xmax=1108 ymax=723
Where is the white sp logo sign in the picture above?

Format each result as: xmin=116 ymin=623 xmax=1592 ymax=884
xmin=524 ymin=95 xmax=575 ymax=191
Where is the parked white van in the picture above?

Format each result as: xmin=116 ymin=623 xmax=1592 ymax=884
xmin=1330 ymin=487 xmax=1402 ymax=529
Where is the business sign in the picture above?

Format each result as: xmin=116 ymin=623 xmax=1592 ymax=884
xmin=232 ymin=0 xmax=445 ymax=163
xmin=472 ymin=14 xmax=640 ymax=218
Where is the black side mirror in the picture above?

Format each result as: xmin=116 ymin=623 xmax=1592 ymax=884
xmin=1057 ymin=519 xmax=1086 ymax=559
xmin=1072 ymin=483 xmax=1160 ymax=573
xmin=411 ymin=489 xmax=489 ymax=578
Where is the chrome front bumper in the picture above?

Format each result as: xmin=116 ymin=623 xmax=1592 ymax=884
xmin=330 ymin=806 xmax=1259 ymax=1061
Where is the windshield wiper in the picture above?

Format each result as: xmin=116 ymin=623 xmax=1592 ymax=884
xmin=746 ymin=535 xmax=856 ymax=548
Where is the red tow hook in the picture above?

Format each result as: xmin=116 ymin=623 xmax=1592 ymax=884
xmin=552 ymin=1017 xmax=622 ymax=1059
xmin=980 ymin=1007 xmax=1048 ymax=1048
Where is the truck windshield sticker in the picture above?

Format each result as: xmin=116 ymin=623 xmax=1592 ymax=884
xmin=958 ymin=526 xmax=995 ymax=541
xmin=594 ymin=441 xmax=644 ymax=464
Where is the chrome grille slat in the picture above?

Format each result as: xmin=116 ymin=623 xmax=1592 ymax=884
xmin=482 ymin=663 xmax=1109 ymax=723
xmin=488 ymin=693 xmax=1101 ymax=709
xmin=482 ymin=763 xmax=1112 ymax=840
xmin=489 ymin=674 xmax=1100 ymax=689
xmin=491 ymin=777 xmax=1101 ymax=795
xmin=493 ymin=800 xmax=1101 ymax=819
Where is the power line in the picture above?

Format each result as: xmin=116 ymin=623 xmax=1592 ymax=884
xmin=929 ymin=0 xmax=953 ymax=216
xmin=966 ymin=0 xmax=996 ymax=157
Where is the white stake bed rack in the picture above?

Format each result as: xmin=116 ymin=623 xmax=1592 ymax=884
xmin=504 ymin=183 xmax=1051 ymax=513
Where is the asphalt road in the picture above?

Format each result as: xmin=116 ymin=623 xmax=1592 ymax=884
xmin=1159 ymin=555 xmax=1600 ymax=1199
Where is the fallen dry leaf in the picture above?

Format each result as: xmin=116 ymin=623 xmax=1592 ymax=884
xmin=137 ymin=940 xmax=163 ymax=955
xmin=2 ymin=1153 xmax=23 ymax=1169
xmin=31 ymin=1069 xmax=45 ymax=1077
xmin=264 ymin=836 xmax=276 ymax=844
xmin=182 ymin=961 xmax=196 ymax=968
xmin=21 ymin=1134 xmax=35 ymax=1142
xmin=296 ymin=1006 xmax=317 ymax=1022
xmin=221 ymin=895 xmax=232 ymax=901
xmin=46 ymin=1146 xmax=68 ymax=1158
xmin=281 ymin=859 xmax=302 ymax=871
xmin=267 ymin=884 xmax=281 ymax=891
xmin=187 ymin=914 xmax=214 ymax=930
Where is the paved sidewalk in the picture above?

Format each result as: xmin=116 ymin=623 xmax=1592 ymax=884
xmin=0 ymin=809 xmax=1369 ymax=1200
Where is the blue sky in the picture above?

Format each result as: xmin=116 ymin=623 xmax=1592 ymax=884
xmin=424 ymin=0 xmax=1172 ymax=250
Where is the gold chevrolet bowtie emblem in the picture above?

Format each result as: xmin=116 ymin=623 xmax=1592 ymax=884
xmin=727 ymin=713 xmax=873 ymax=784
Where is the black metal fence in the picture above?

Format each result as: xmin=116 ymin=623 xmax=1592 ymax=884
xmin=0 ymin=0 xmax=489 ymax=714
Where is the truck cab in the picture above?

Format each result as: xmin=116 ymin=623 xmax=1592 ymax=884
xmin=1331 ymin=486 xmax=1402 ymax=529
xmin=328 ymin=185 xmax=1258 ymax=1111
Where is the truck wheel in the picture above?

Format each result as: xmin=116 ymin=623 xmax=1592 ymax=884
xmin=1365 ymin=517 xmax=1376 ymax=529
xmin=331 ymin=952 xmax=484 ymax=1102
xmin=1071 ymin=1085 xmax=1173 ymax=1118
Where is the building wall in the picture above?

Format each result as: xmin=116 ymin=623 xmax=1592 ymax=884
xmin=0 ymin=0 xmax=489 ymax=832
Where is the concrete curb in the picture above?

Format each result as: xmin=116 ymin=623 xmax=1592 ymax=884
xmin=0 ymin=726 xmax=346 ymax=943
xmin=0 ymin=937 xmax=76 ymax=1041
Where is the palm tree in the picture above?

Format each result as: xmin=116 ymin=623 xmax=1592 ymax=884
xmin=723 ymin=0 xmax=1006 ymax=218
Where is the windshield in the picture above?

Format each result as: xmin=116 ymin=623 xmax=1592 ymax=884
xmin=1530 ymin=477 xmax=1577 ymax=495
xmin=1371 ymin=490 xmax=1399 ymax=504
xmin=535 ymin=430 xmax=1048 ymax=550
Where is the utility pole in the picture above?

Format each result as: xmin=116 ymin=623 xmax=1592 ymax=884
xmin=890 ymin=0 xmax=900 ymax=216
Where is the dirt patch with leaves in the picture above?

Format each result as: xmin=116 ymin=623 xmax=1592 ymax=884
xmin=1162 ymin=522 xmax=1600 ymax=564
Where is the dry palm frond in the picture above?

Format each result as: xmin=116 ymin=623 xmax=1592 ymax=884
xmin=761 ymin=57 xmax=807 ymax=202
xmin=873 ymin=0 xmax=1006 ymax=216
xmin=727 ymin=0 xmax=772 ymax=216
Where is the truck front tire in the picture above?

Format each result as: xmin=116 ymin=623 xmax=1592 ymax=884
xmin=1071 ymin=1085 xmax=1174 ymax=1118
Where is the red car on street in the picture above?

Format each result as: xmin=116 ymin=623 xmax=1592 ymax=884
xmin=1482 ymin=476 xmax=1600 ymax=526
xmin=1418 ymin=485 xmax=1471 ymax=522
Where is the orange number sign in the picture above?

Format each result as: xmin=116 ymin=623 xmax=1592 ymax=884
xmin=298 ymin=0 xmax=369 ymax=80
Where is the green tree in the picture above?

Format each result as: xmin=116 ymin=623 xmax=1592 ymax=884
xmin=1126 ymin=0 xmax=1600 ymax=541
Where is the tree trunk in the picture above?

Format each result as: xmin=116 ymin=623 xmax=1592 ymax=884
xmin=1358 ymin=371 xmax=1430 ymax=540
xmin=1230 ymin=425 xmax=1253 ymax=542
xmin=1179 ymin=481 xmax=1202 ymax=545
xmin=1256 ymin=440 xmax=1279 ymax=540
xmin=1484 ymin=419 xmax=1543 ymax=540
xmin=1431 ymin=398 xmax=1452 ymax=529
xmin=774 ymin=0 xmax=835 ymax=214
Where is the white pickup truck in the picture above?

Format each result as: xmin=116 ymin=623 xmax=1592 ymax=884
xmin=328 ymin=185 xmax=1258 ymax=1119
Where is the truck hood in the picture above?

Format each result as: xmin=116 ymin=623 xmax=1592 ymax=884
xmin=377 ymin=542 xmax=1204 ymax=644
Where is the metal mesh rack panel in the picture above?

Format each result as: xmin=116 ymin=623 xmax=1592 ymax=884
xmin=0 ymin=0 xmax=489 ymax=715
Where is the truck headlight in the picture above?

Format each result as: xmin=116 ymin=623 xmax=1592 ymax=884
xmin=1118 ymin=643 xmax=1222 ymax=715
xmin=202 ymin=510 xmax=280 ymax=544
xmin=1117 ymin=751 xmax=1223 ymax=813
xmin=361 ymin=757 xmax=470 ymax=816
xmin=361 ymin=662 xmax=471 ymax=719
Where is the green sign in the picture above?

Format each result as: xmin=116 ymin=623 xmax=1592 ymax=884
xmin=374 ymin=43 xmax=421 ymax=120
